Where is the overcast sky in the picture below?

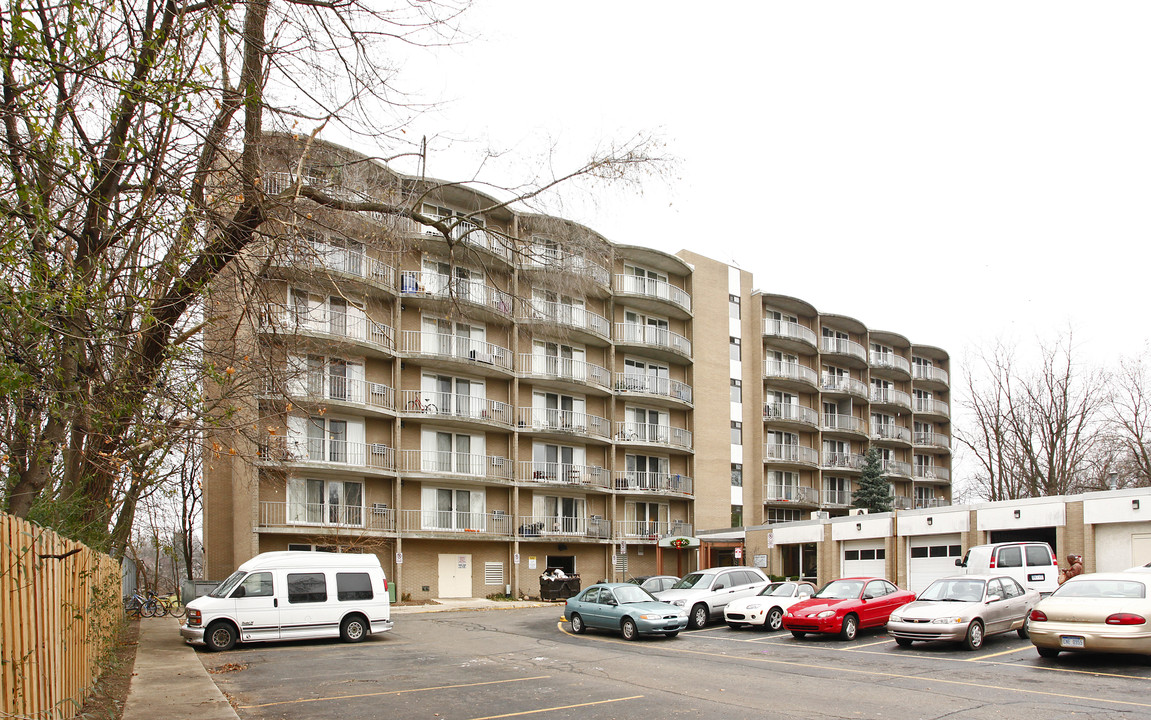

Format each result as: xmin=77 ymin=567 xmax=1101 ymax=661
xmin=379 ymin=1 xmax=1151 ymax=485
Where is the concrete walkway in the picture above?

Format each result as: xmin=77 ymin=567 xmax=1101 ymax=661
xmin=122 ymin=599 xmax=558 ymax=719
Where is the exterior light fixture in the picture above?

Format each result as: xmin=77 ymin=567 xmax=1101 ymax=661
xmin=926 ymin=517 xmax=933 ymax=526
xmin=1013 ymin=509 xmax=1021 ymax=519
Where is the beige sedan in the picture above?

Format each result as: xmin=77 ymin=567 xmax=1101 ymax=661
xmin=1029 ymin=572 xmax=1151 ymax=658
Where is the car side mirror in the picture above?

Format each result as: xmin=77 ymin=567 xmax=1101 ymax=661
xmin=799 ymin=592 xmax=810 ymax=599
xmin=863 ymin=593 xmax=876 ymax=600
xmin=985 ymin=594 xmax=1002 ymax=603
xmin=954 ymin=559 xmax=962 ymax=567
xmin=606 ymin=598 xmax=617 ymax=606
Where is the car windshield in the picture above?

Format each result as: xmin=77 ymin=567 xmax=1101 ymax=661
xmin=760 ymin=583 xmax=794 ymax=597
xmin=918 ymin=579 xmax=986 ymax=602
xmin=625 ymin=578 xmax=644 ymax=585
xmin=1054 ymin=579 xmax=1147 ymax=599
xmin=613 ymin=585 xmax=658 ymax=604
xmin=814 ymin=580 xmax=864 ymax=599
xmin=209 ymin=570 xmax=245 ymax=598
xmin=671 ymin=572 xmax=714 ymax=590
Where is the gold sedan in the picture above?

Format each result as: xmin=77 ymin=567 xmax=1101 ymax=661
xmin=1028 ymin=572 xmax=1151 ymax=658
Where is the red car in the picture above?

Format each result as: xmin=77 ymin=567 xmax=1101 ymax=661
xmin=782 ymin=577 xmax=915 ymax=640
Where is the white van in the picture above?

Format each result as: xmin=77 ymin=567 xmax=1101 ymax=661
xmin=181 ymin=551 xmax=393 ymax=651
xmin=955 ymin=542 xmax=1060 ymax=595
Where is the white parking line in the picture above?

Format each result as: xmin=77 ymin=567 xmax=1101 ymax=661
xmin=842 ymin=637 xmax=893 ymax=649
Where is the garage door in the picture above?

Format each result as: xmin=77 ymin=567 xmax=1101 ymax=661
xmin=908 ymin=534 xmax=963 ymax=594
xmin=842 ymin=539 xmax=886 ymax=578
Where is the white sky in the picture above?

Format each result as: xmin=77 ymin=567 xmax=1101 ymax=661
xmin=370 ymin=1 xmax=1151 ymax=486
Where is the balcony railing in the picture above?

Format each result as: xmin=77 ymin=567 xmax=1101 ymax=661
xmin=613 ymin=373 xmax=693 ymax=404
xmin=516 ymin=514 xmax=612 ymax=539
xmin=869 ymin=387 xmax=912 ymax=409
xmin=614 ymin=422 xmax=692 ymax=450
xmin=763 ymin=484 xmax=820 ymax=504
xmin=764 ymin=361 xmax=818 ymax=386
xmin=891 ymin=495 xmax=913 ymax=510
xmin=262 ymin=307 xmax=395 ymax=351
xmin=823 ymin=489 xmax=852 ymax=507
xmin=258 ymin=501 xmax=394 ymax=531
xmin=914 ymin=397 xmax=950 ymax=418
xmin=614 ymin=323 xmax=691 ymax=358
xmin=821 ymin=452 xmax=865 ymax=470
xmin=613 ymin=472 xmax=693 ymax=495
xmin=763 ymin=320 xmax=817 ymax=347
xmin=914 ymin=497 xmax=952 ymax=509
xmin=517 ymin=462 xmax=611 ymax=490
xmin=913 ymin=364 xmax=950 ymax=386
xmin=914 ymin=431 xmax=951 ymax=450
xmin=820 ymin=374 xmax=868 ymax=397
xmin=262 ymin=172 xmax=389 ymax=224
xmin=820 ymin=336 xmax=867 ymax=362
xmin=398 ymin=271 xmax=512 ymax=316
xmin=913 ymin=465 xmax=951 ymax=481
xmin=763 ymin=403 xmax=819 ymax=426
xmin=277 ymin=241 xmax=396 ymax=290
xmin=880 ymin=459 xmax=913 ymax=478
xmin=517 ymin=354 xmax=611 ymax=391
xmin=822 ymin=413 xmax=867 ymax=434
xmin=516 ymin=408 xmax=610 ymax=440
xmin=400 ymin=215 xmax=515 ymax=264
xmin=517 ymin=300 xmax=609 ymax=339
xmin=396 ymin=509 xmax=515 ymax=536
xmin=613 ymin=275 xmax=691 ymax=313
xmin=400 ymin=390 xmax=513 ymax=426
xmin=764 ymin=444 xmax=820 ymax=465
xmin=616 ymin=520 xmax=670 ymax=539
xmin=870 ymin=352 xmax=910 ymax=374
xmin=400 ymin=331 xmax=512 ymax=372
xmin=871 ymin=423 xmax=912 ymax=443
xmin=522 ymin=242 xmax=610 ymax=286
xmin=287 ymin=375 xmax=396 ymax=413
xmin=259 ymin=436 xmax=395 ymax=472
xmin=396 ymin=450 xmax=514 ymax=482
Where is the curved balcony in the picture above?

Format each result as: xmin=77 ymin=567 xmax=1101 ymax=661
xmin=521 ymin=243 xmax=610 ymax=289
xmin=258 ymin=436 xmax=396 ymax=475
xmin=398 ymin=271 xmax=513 ymax=322
xmin=762 ymin=320 xmax=818 ymax=354
xmin=397 ymin=450 xmax=514 ymax=484
xmin=260 ymin=307 xmax=395 ymax=359
xmin=613 ymin=422 xmax=692 ymax=452
xmin=258 ymin=501 xmax=395 ymax=535
xmin=396 ymin=215 xmax=515 ymax=267
xmin=515 ymin=407 xmax=611 ymax=442
xmin=763 ymin=403 xmax=819 ymax=430
xmin=399 ymin=390 xmax=513 ymax=428
xmin=869 ymin=387 xmax=912 ymax=412
xmin=613 ymin=373 xmax=692 ymax=407
xmin=913 ymin=465 xmax=951 ymax=482
xmin=763 ymin=361 xmax=819 ymax=392
xmin=763 ymin=443 xmax=820 ymax=468
xmin=400 ymin=331 xmax=513 ymax=377
xmin=914 ymin=431 xmax=952 ymax=453
xmin=913 ymin=364 xmax=950 ymax=389
xmin=821 ymin=413 xmax=868 ymax=437
xmin=913 ymin=397 xmax=950 ymax=420
xmin=517 ymin=462 xmax=611 ymax=490
xmin=396 ymin=509 xmax=515 ymax=537
xmin=820 ymin=337 xmax=868 ymax=367
xmin=870 ymin=351 xmax=911 ymax=379
xmin=613 ymin=274 xmax=692 ymax=317
xmin=268 ymin=241 xmax=397 ymax=296
xmin=614 ymin=323 xmax=691 ymax=363
xmin=820 ymin=374 xmax=869 ymax=400
xmin=880 ymin=459 xmax=913 ymax=479
xmin=263 ymin=172 xmax=391 ymax=226
xmin=516 ymin=300 xmax=610 ymax=344
xmin=517 ymin=354 xmax=611 ymax=394
xmin=763 ymin=484 xmax=820 ymax=506
xmin=283 ymin=376 xmax=396 ymax=418
xmin=871 ymin=423 xmax=912 ymax=445
xmin=613 ymin=471 xmax=693 ymax=496
xmin=821 ymin=452 xmax=865 ymax=472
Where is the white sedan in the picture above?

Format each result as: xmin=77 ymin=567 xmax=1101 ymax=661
xmin=724 ymin=581 xmax=817 ymax=631
xmin=1029 ymin=572 xmax=1151 ymax=658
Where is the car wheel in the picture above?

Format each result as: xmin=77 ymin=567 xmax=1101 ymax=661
xmin=340 ymin=615 xmax=368 ymax=643
xmin=963 ymin=620 xmax=984 ymax=651
xmin=895 ymin=637 xmax=914 ymax=647
xmin=570 ymin=613 xmax=586 ymax=634
xmin=621 ymin=618 xmax=638 ymax=641
xmin=840 ymin=614 xmax=858 ymax=641
xmin=791 ymin=631 xmax=806 ymax=639
xmin=1016 ymin=617 xmax=1030 ymax=639
xmin=205 ymin=622 xmax=236 ymax=652
xmin=766 ymin=608 xmax=784 ymax=632
xmin=1036 ymin=646 xmax=1060 ymax=659
xmin=689 ymin=604 xmax=709 ymax=630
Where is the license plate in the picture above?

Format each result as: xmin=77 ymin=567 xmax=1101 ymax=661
xmin=1028 ymin=573 xmax=1045 ymax=582
xmin=1060 ymin=636 xmax=1085 ymax=648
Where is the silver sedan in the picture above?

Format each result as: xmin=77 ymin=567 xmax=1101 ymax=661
xmin=887 ymin=575 xmax=1040 ymax=650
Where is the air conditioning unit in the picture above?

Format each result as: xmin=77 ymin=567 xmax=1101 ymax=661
xmin=810 ymin=511 xmax=829 ymax=520
xmin=849 ymin=508 xmax=869 ymax=516
xmin=371 ymin=503 xmax=388 ymax=515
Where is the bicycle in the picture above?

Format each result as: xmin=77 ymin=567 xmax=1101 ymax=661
xmin=124 ymin=591 xmax=162 ymax=618
xmin=162 ymin=594 xmax=187 ymax=619
xmin=406 ymin=396 xmax=438 ymax=414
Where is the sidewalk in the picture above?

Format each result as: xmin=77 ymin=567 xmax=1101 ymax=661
xmin=122 ymin=599 xmax=558 ymax=719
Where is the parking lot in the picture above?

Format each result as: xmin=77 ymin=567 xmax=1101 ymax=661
xmin=200 ymin=606 xmax=1151 ymax=719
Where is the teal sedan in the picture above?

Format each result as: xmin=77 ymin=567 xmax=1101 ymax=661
xmin=564 ymin=583 xmax=689 ymax=640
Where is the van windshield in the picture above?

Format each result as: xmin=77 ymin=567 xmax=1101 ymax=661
xmin=209 ymin=571 xmax=246 ymax=598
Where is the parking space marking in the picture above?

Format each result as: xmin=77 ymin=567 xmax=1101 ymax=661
xmin=964 ymin=646 xmax=1033 ymax=661
xmin=467 ymin=695 xmax=644 ymax=719
xmin=841 ymin=638 xmax=892 ymax=649
xmin=236 ymin=675 xmax=551 ymax=709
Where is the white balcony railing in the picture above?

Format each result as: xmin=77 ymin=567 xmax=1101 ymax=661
xmin=914 ymin=431 xmax=951 ymax=450
xmin=277 ymin=241 xmax=396 ymax=290
xmin=517 ymin=462 xmax=611 ymax=490
xmin=515 ymin=514 xmax=604 ymax=538
xmin=823 ymin=489 xmax=852 ymax=507
xmin=821 ymin=374 xmax=868 ymax=397
xmin=913 ymin=364 xmax=950 ymax=386
xmin=821 ymin=452 xmax=866 ymax=470
xmin=914 ymin=397 xmax=951 ymax=418
xmin=396 ymin=509 xmax=515 ymax=536
xmin=613 ymin=422 xmax=692 ymax=450
xmin=399 ymin=390 xmax=512 ymax=426
xmin=764 ymin=361 xmax=819 ymax=386
xmin=821 ymin=413 xmax=868 ymax=434
xmin=259 ymin=436 xmax=395 ymax=472
xmin=613 ymin=275 xmax=691 ymax=313
xmin=398 ymin=271 xmax=512 ymax=316
xmin=616 ymin=520 xmax=670 ymax=539
xmin=915 ymin=497 xmax=952 ymax=509
xmin=764 ymin=444 xmax=820 ymax=465
xmin=400 ymin=331 xmax=512 ymax=372
xmin=614 ymin=323 xmax=692 ymax=358
xmin=285 ymin=375 xmax=396 ymax=413
xmin=517 ymin=300 xmax=609 ymax=339
xmin=517 ymin=354 xmax=611 ymax=391
xmin=763 ymin=484 xmax=820 ymax=504
xmin=914 ymin=465 xmax=951 ymax=481
xmin=258 ymin=500 xmax=393 ymax=531
xmin=522 ymin=242 xmax=610 ymax=286
xmin=613 ymin=373 xmax=693 ymax=404
xmin=516 ymin=408 xmax=610 ymax=439
xmin=261 ymin=307 xmax=395 ymax=351
xmin=397 ymin=450 xmax=514 ymax=482
xmin=820 ymin=336 xmax=867 ymax=362
xmin=763 ymin=320 xmax=817 ymax=347
xmin=880 ymin=459 xmax=913 ymax=477
xmin=763 ymin=403 xmax=819 ymax=426
xmin=613 ymin=472 xmax=693 ymax=495
xmin=869 ymin=387 xmax=912 ymax=409
xmin=871 ymin=423 xmax=912 ymax=443
xmin=870 ymin=352 xmax=910 ymax=374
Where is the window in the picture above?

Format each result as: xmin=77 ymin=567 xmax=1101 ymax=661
xmin=287 ymin=573 xmax=327 ymax=604
xmin=336 ymin=573 xmax=374 ymax=601
xmin=729 ymin=295 xmax=741 ymax=319
xmin=730 ymin=378 xmax=742 ymax=403
xmin=767 ymin=508 xmax=803 ymax=523
xmin=730 ymin=337 xmax=741 ymax=361
xmin=731 ymin=421 xmax=742 ymax=445
xmin=731 ymin=463 xmax=743 ymax=487
xmin=235 ymin=572 xmax=273 ymax=598
xmin=731 ymin=504 xmax=743 ymax=527
xmin=996 ymin=546 xmax=1023 ymax=568
xmin=289 ymin=479 xmax=364 ymax=526
xmin=1026 ymin=545 xmax=1054 ymax=566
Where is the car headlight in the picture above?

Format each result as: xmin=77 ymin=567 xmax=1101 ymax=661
xmin=638 ymin=613 xmax=661 ymax=620
xmin=745 ymin=603 xmax=761 ymax=610
xmin=888 ymin=614 xmax=902 ymax=623
xmin=931 ymin=617 xmax=965 ymax=624
xmin=817 ymin=610 xmax=836 ymax=618
xmin=672 ymin=599 xmax=686 ymax=607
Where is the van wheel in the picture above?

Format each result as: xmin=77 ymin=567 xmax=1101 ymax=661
xmin=689 ymin=604 xmax=709 ymax=629
xmin=341 ymin=615 xmax=369 ymax=643
xmin=206 ymin=622 xmax=236 ymax=652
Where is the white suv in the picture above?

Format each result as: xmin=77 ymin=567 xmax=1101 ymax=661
xmin=655 ymin=567 xmax=770 ymax=629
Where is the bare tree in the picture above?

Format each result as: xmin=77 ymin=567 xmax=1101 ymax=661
xmin=1105 ymin=354 xmax=1151 ymax=486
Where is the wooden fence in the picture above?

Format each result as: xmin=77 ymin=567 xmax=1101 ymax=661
xmin=1 ymin=513 xmax=121 ymax=720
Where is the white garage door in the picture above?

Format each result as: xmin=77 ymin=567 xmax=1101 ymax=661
xmin=842 ymin=539 xmax=886 ymax=578
xmin=908 ymin=534 xmax=963 ymax=594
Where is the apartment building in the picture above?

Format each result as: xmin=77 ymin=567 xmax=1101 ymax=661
xmin=203 ymin=137 xmax=950 ymax=600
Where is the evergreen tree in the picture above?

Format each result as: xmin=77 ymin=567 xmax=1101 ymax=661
xmin=852 ymin=448 xmax=893 ymax=513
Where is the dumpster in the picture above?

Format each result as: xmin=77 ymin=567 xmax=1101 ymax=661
xmin=181 ymin=579 xmax=223 ymax=606
xmin=539 ymin=574 xmax=581 ymax=601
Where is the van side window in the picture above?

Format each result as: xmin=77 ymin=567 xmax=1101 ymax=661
xmin=235 ymin=572 xmax=273 ymax=598
xmin=287 ymin=573 xmax=328 ymax=603
xmin=337 ymin=572 xmax=374 ymax=601
xmin=996 ymin=546 xmax=1023 ymax=568
xmin=1025 ymin=545 xmax=1052 ymax=566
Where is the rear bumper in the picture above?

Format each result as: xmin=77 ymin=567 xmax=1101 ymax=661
xmin=1030 ymin=621 xmax=1151 ymax=654
xmin=371 ymin=618 xmax=394 ymax=634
